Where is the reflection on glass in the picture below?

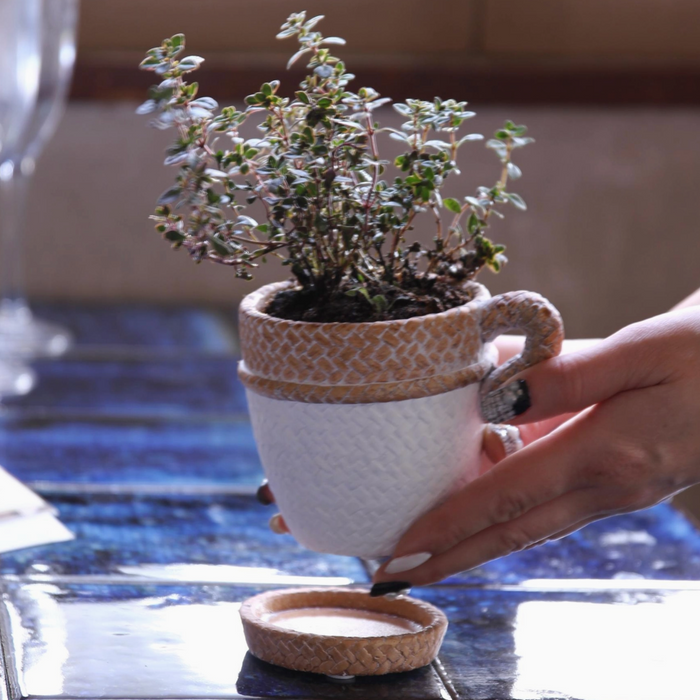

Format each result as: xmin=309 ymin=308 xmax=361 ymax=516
xmin=512 ymin=592 xmax=700 ymax=700
xmin=0 ymin=0 xmax=42 ymax=395
xmin=0 ymin=0 xmax=78 ymax=359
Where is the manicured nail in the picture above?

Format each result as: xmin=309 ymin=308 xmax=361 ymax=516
xmin=384 ymin=551 xmax=432 ymax=575
xmin=256 ymin=480 xmax=273 ymax=506
xmin=369 ymin=581 xmax=411 ymax=597
xmin=481 ymin=379 xmax=531 ymax=424
xmin=490 ymin=424 xmax=524 ymax=456
xmin=269 ymin=513 xmax=287 ymax=534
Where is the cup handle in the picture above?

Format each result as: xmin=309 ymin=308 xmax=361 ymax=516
xmin=479 ymin=291 xmax=564 ymax=395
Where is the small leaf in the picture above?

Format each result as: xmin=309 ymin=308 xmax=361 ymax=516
xmin=237 ymin=215 xmax=258 ymax=227
xmin=321 ymin=37 xmax=346 ymax=45
xmin=191 ymin=96 xmax=218 ymax=110
xmin=366 ymin=97 xmax=392 ymax=110
xmin=314 ymin=65 xmax=334 ymax=79
xmin=165 ymin=230 xmax=185 ymax=243
xmin=303 ymin=14 xmax=324 ymax=30
xmin=457 ymin=133 xmax=483 ymax=146
xmin=506 ymin=193 xmax=527 ymax=210
xmin=444 ymin=198 xmax=462 ymax=214
xmin=506 ymin=162 xmax=522 ymax=180
xmin=180 ymin=55 xmax=204 ymax=65
xmin=287 ymin=49 xmax=310 ymax=69
xmin=157 ymin=187 xmax=181 ymax=205
xmin=136 ymin=99 xmax=157 ymax=115
xmin=209 ymin=236 xmax=229 ymax=256
xmin=163 ymin=152 xmax=189 ymax=166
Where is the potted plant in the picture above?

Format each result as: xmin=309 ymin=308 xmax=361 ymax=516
xmin=138 ymin=12 xmax=564 ymax=558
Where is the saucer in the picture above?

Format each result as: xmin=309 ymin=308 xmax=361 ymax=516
xmin=239 ymin=586 xmax=447 ymax=677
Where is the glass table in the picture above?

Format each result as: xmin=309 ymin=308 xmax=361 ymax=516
xmin=1 ymin=302 xmax=699 ymax=700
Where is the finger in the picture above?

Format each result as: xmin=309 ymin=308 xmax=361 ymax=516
xmin=269 ymin=513 xmax=289 ymax=534
xmin=523 ymin=516 xmax=598 ymax=550
xmin=482 ymin=424 xmax=523 ymax=464
xmin=378 ymin=384 xmax=674 ymax=587
xmin=518 ymin=412 xmax=578 ymax=446
xmin=383 ymin=414 xmax=589 ymax=569
xmin=376 ymin=489 xmax=602 ymax=586
xmin=256 ymin=479 xmax=275 ymax=506
xmin=481 ymin=324 xmax=672 ymax=425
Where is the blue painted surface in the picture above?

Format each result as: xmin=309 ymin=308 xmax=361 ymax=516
xmin=2 ymin=357 xmax=249 ymax=416
xmin=1 ymin=582 xmax=448 ymax=699
xmin=0 ymin=415 xmax=262 ymax=485
xmin=33 ymin=302 xmax=238 ymax=352
xmin=0 ymin=494 xmax=368 ymax=582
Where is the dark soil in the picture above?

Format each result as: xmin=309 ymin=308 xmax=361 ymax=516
xmin=266 ymin=276 xmax=475 ymax=323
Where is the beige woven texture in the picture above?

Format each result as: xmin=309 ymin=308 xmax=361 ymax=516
xmin=238 ymin=281 xmax=564 ymax=404
xmin=239 ymin=587 xmax=448 ymax=676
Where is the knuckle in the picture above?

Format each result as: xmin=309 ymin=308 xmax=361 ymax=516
xmin=497 ymin=524 xmax=534 ymax=555
xmin=581 ymin=441 xmax=654 ymax=489
xmin=492 ymin=490 xmax=533 ymax=524
xmin=582 ymin=440 xmax=670 ymax=514
xmin=556 ymin=355 xmax=587 ymax=408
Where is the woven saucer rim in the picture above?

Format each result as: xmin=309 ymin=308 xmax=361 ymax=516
xmin=239 ymin=586 xmax=447 ymax=642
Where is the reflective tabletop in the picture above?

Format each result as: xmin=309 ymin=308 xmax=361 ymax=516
xmin=1 ymin=302 xmax=699 ymax=700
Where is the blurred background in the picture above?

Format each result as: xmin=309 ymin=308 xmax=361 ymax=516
xmin=9 ymin=0 xmax=700 ymax=510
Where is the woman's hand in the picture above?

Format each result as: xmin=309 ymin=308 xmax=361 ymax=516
xmin=372 ymin=308 xmax=700 ymax=589
xmin=256 ymin=336 xmax=599 ymax=533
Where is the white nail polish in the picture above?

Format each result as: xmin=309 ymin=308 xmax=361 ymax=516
xmin=384 ymin=551 xmax=432 ymax=575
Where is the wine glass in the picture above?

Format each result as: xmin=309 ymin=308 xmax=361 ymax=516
xmin=0 ymin=0 xmax=79 ymax=358
xmin=0 ymin=0 xmax=43 ymax=394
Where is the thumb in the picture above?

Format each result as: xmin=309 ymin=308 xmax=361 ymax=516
xmin=481 ymin=325 xmax=668 ymax=425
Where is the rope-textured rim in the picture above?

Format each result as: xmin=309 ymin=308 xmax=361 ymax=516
xmin=238 ymin=357 xmax=493 ymax=404
xmin=239 ymin=587 xmax=448 ymax=676
xmin=238 ymin=280 xmax=493 ymax=404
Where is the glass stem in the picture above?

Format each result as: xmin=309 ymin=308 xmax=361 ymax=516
xmin=0 ymin=161 xmax=32 ymax=323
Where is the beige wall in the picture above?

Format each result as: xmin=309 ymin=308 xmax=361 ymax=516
xmin=27 ymin=104 xmax=700 ymax=339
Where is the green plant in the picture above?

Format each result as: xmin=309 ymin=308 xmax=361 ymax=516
xmin=139 ymin=11 xmax=533 ymax=321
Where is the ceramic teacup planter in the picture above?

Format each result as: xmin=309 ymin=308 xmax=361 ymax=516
xmin=141 ymin=17 xmax=565 ymax=561
xmin=239 ymin=280 xmax=563 ymax=558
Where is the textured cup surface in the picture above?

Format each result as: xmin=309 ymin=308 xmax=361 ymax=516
xmin=247 ymin=382 xmax=485 ymax=557
xmin=239 ymin=280 xmax=563 ymax=557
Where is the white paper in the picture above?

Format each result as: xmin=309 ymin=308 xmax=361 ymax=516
xmin=0 ymin=511 xmax=74 ymax=554
xmin=0 ymin=468 xmax=74 ymax=553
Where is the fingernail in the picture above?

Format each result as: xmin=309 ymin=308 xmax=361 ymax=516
xmin=481 ymin=379 xmax=531 ymax=424
xmin=269 ymin=513 xmax=287 ymax=534
xmin=256 ymin=480 xmax=273 ymax=506
xmin=491 ymin=424 xmax=524 ymax=456
xmin=369 ymin=581 xmax=412 ymax=598
xmin=384 ymin=551 xmax=432 ymax=575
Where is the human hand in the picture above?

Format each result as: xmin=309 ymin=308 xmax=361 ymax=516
xmin=256 ymin=421 xmax=526 ymax=537
xmin=255 ymin=335 xmax=594 ymax=535
xmin=371 ymin=308 xmax=700 ymax=591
